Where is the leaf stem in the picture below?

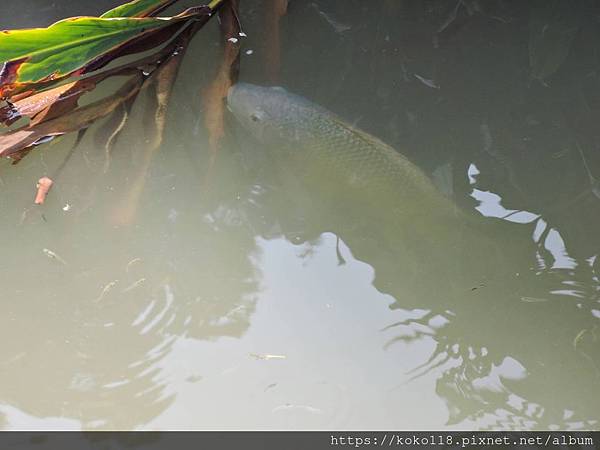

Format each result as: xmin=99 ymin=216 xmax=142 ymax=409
xmin=208 ymin=0 xmax=227 ymax=11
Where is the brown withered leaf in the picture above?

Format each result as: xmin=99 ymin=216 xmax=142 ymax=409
xmin=0 ymin=81 xmax=85 ymax=126
xmin=0 ymin=74 xmax=144 ymax=159
xmin=30 ymin=79 xmax=99 ymax=126
xmin=1 ymin=63 xmax=141 ymax=129
xmin=1 ymin=64 xmax=143 ymax=129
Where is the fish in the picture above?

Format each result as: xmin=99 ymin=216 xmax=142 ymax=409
xmin=226 ymin=83 xmax=544 ymax=308
xmin=227 ymin=83 xmax=459 ymax=230
xmin=226 ymin=82 xmax=513 ymax=300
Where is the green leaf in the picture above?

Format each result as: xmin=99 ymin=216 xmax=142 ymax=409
xmin=101 ymin=0 xmax=180 ymax=18
xmin=0 ymin=13 xmax=193 ymax=96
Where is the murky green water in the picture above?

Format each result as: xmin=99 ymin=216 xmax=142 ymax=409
xmin=1 ymin=0 xmax=600 ymax=430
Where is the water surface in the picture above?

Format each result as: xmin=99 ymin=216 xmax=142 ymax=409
xmin=1 ymin=0 xmax=599 ymax=430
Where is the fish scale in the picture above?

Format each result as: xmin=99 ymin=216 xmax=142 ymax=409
xmin=314 ymin=114 xmax=453 ymax=222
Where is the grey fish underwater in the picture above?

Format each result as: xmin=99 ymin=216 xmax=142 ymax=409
xmin=227 ymin=83 xmax=459 ymax=229
xmin=225 ymin=83 xmax=538 ymax=277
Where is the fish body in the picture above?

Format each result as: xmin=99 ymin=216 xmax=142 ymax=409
xmin=227 ymin=83 xmax=457 ymax=227
xmin=225 ymin=84 xmax=495 ymax=319
xmin=225 ymin=83 xmax=507 ymax=306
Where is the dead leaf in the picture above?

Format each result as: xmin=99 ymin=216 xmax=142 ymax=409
xmin=250 ymin=353 xmax=287 ymax=360
xmin=0 ymin=74 xmax=144 ymax=159
xmin=0 ymin=80 xmax=94 ymax=126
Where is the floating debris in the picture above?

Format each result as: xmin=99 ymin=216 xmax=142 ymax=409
xmin=521 ymin=296 xmax=549 ymax=303
xmin=42 ymin=248 xmax=67 ymax=265
xmin=414 ymin=74 xmax=440 ymax=89
xmin=245 ymin=49 xmax=254 ymax=55
xmin=126 ymin=258 xmax=143 ymax=273
xmin=264 ymin=383 xmax=278 ymax=392
xmin=186 ymin=375 xmax=203 ymax=383
xmin=552 ymin=148 xmax=570 ymax=159
xmin=573 ymin=329 xmax=587 ymax=350
xmin=437 ymin=0 xmax=463 ymax=33
xmin=250 ymin=353 xmax=287 ymax=360
xmin=34 ymin=177 xmax=54 ymax=205
xmin=95 ymin=280 xmax=118 ymax=303
xmin=122 ymin=278 xmax=146 ymax=293
xmin=272 ymin=403 xmax=323 ymax=415
xmin=227 ymin=37 xmax=239 ymax=44
xmin=168 ymin=208 xmax=178 ymax=223
xmin=310 ymin=3 xmax=351 ymax=34
xmin=62 ymin=204 xmax=71 ymax=212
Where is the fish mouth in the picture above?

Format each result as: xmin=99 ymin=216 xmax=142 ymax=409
xmin=226 ymin=82 xmax=255 ymax=110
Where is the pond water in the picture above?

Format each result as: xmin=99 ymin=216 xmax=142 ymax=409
xmin=1 ymin=0 xmax=600 ymax=431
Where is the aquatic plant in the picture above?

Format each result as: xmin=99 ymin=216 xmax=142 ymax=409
xmin=0 ymin=0 xmax=238 ymax=205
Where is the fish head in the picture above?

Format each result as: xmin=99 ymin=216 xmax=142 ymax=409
xmin=227 ymin=83 xmax=316 ymax=144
